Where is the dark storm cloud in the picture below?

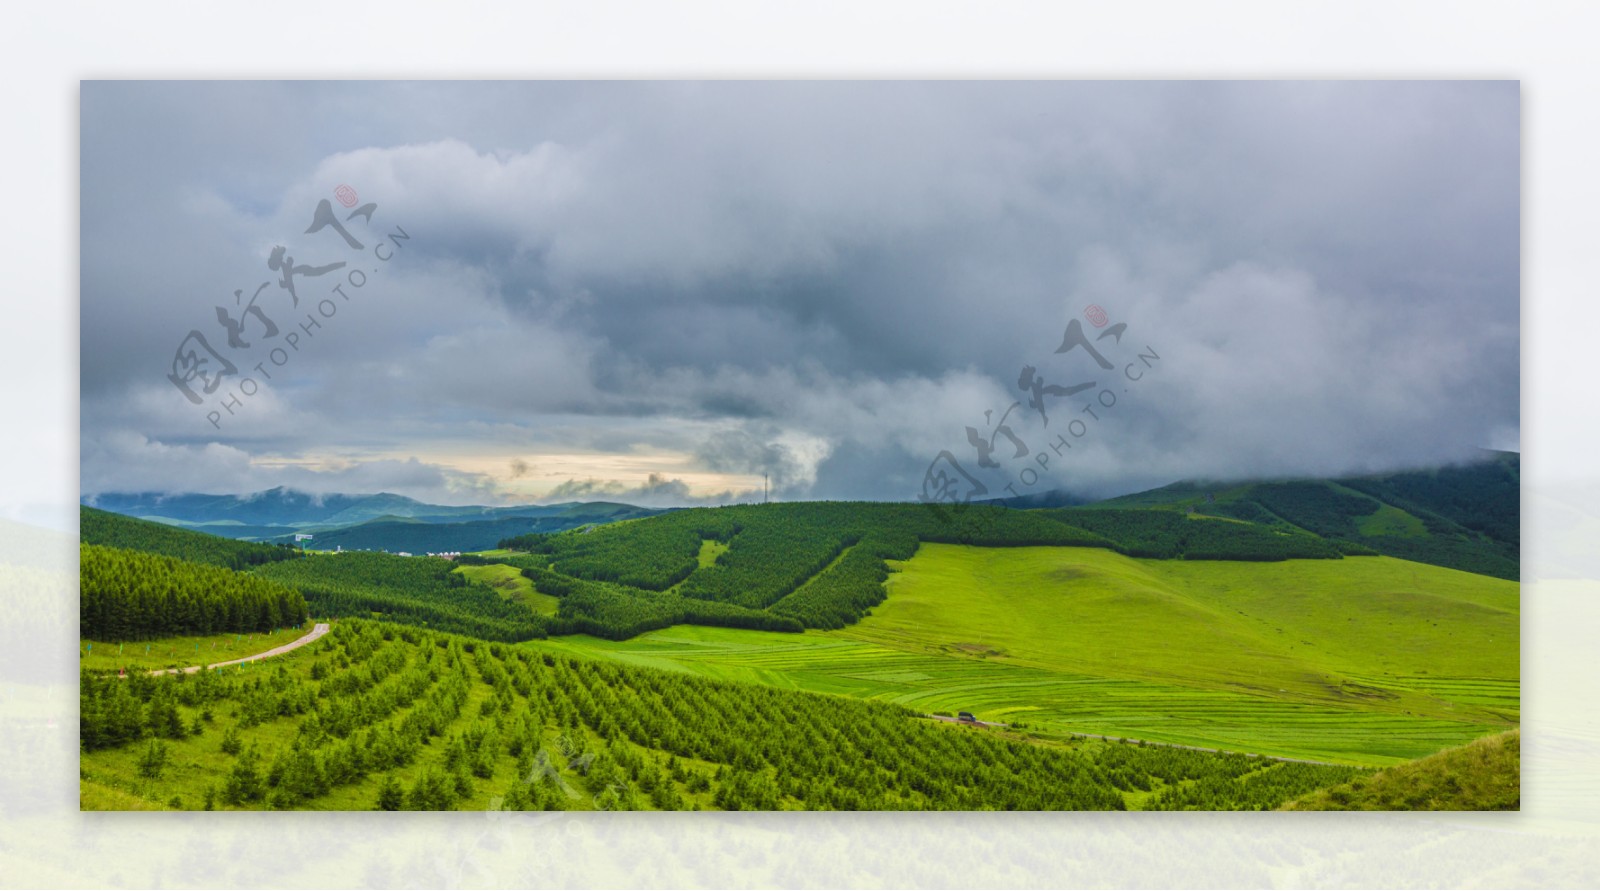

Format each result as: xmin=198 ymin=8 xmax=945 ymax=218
xmin=544 ymin=473 xmax=745 ymax=508
xmin=80 ymin=81 xmax=1519 ymax=504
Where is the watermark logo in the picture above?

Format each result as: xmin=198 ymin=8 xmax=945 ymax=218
xmin=917 ymin=305 xmax=1161 ymax=524
xmin=164 ymin=186 xmax=413 ymax=429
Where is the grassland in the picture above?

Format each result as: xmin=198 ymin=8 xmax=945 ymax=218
xmin=860 ymin=545 xmax=1516 ymax=712
xmin=530 ymin=544 xmax=1517 ymax=766
xmin=83 ymin=620 xmax=1369 ymax=811
xmin=78 ymin=484 xmax=1520 ymax=809
xmin=1357 ymin=503 xmax=1428 ymax=537
xmin=455 ymin=563 xmax=560 ymax=616
xmin=80 ymin=622 xmax=314 ymax=672
xmin=1281 ymin=729 xmax=1519 ymax=810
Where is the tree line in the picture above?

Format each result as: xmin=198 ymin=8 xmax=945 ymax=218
xmin=81 ymin=544 xmax=308 ymax=641
xmin=1048 ymin=508 xmax=1347 ymax=561
xmin=81 ymin=506 xmax=302 ymax=571
xmin=254 ymin=552 xmax=547 ymax=643
xmin=522 ymin=566 xmax=803 ymax=640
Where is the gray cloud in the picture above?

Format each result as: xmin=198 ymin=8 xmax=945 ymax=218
xmin=80 ymin=431 xmax=506 ymax=506
xmin=81 ymin=81 xmax=1518 ymax=505
xmin=545 ymin=473 xmax=746 ymax=508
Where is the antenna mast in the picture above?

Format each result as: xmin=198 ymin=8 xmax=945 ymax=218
xmin=764 ymin=474 xmax=768 ymax=504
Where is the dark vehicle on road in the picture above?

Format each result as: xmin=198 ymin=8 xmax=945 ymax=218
xmin=957 ymin=711 xmax=977 ymax=724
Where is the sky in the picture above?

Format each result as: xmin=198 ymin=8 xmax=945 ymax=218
xmin=79 ymin=81 xmax=1520 ymax=508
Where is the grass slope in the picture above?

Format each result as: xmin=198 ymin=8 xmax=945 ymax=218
xmin=1281 ymin=729 xmax=1519 ymax=810
xmin=1093 ymin=454 xmax=1520 ymax=580
xmin=455 ymin=563 xmax=560 ymax=616
xmin=855 ymin=545 xmax=1516 ymax=717
xmin=533 ymin=544 xmax=1517 ymax=766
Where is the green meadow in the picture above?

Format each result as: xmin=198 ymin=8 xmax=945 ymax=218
xmin=455 ymin=562 xmax=561 ymax=616
xmin=530 ymin=544 xmax=1517 ymax=765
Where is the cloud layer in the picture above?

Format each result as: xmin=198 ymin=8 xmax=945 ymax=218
xmin=81 ymin=81 xmax=1519 ymax=505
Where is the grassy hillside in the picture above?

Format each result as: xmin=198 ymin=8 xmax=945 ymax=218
xmin=533 ymin=542 xmax=1516 ymax=766
xmin=534 ymin=626 xmax=1501 ymax=766
xmin=490 ymin=499 xmax=1400 ymax=639
xmin=455 ymin=563 xmax=560 ymax=616
xmin=1093 ymin=453 xmax=1519 ymax=579
xmin=254 ymin=552 xmax=546 ymax=643
xmin=91 ymin=468 xmax=1516 ymax=648
xmin=859 ymin=544 xmax=1516 ymax=718
xmin=1281 ymin=729 xmax=1519 ymax=810
xmin=78 ymin=464 xmax=1520 ymax=809
xmin=79 ymin=619 xmax=1366 ymax=811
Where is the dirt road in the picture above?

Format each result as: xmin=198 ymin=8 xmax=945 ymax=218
xmin=925 ymin=715 xmax=1343 ymax=766
xmin=1059 ymin=730 xmax=1346 ymax=765
xmin=149 ymin=622 xmax=331 ymax=676
xmin=928 ymin=714 xmax=1009 ymax=729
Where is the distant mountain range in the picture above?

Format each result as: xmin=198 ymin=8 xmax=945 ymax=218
xmin=84 ymin=487 xmax=631 ymax=527
xmin=80 ymin=488 xmax=668 ymax=552
xmin=82 ymin=451 xmax=1518 ymax=571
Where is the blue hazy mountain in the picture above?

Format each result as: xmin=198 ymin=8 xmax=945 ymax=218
xmin=81 ymin=488 xmax=666 ymax=551
xmin=85 ymin=487 xmax=603 ymax=527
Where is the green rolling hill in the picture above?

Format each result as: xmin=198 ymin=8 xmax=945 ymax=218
xmin=80 ymin=506 xmax=302 ymax=571
xmin=79 ymin=619 xmax=1370 ymax=811
xmin=531 ymin=540 xmax=1516 ymax=765
xmin=1090 ymin=451 xmax=1519 ymax=579
xmin=81 ymin=457 xmax=1519 ymax=774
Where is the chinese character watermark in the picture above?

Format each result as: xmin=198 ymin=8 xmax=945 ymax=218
xmin=162 ymin=184 xmax=413 ymax=429
xmin=918 ymin=303 xmax=1162 ymax=522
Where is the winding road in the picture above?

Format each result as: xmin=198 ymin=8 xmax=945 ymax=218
xmin=148 ymin=622 xmax=331 ymax=676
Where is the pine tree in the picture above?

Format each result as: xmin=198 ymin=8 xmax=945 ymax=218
xmin=223 ymin=745 xmax=264 ymax=804
xmin=376 ymin=775 xmax=404 ymax=811
xmin=137 ymin=739 xmax=169 ymax=779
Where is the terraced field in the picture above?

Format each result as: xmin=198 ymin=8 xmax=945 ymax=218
xmin=531 ymin=544 xmax=1518 ymax=766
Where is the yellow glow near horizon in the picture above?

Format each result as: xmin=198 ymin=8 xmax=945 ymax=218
xmin=346 ymin=448 xmax=763 ymax=502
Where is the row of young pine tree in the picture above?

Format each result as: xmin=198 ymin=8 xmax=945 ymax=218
xmin=254 ymin=551 xmax=547 ymax=643
xmin=80 ymin=544 xmax=308 ymax=641
xmin=81 ymin=620 xmax=1368 ymax=811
